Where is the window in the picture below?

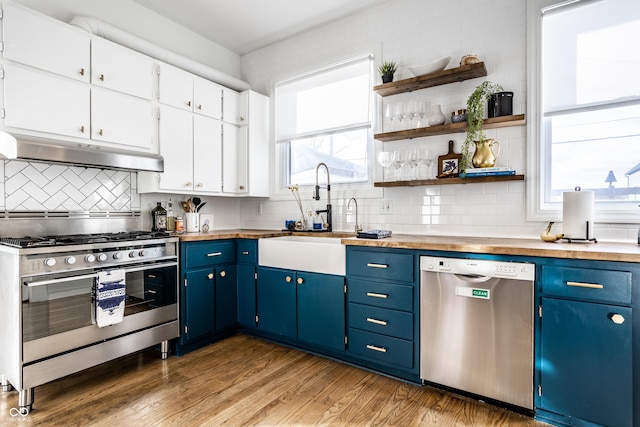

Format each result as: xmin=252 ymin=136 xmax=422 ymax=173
xmin=528 ymin=0 xmax=640 ymax=221
xmin=275 ymin=56 xmax=373 ymax=187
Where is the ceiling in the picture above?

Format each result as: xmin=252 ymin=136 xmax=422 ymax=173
xmin=131 ymin=0 xmax=387 ymax=55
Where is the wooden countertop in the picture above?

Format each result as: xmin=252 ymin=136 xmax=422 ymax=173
xmin=175 ymin=229 xmax=640 ymax=263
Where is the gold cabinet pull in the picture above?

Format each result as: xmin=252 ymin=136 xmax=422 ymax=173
xmin=239 ymin=185 xmax=245 ymax=190
xmin=99 ymin=73 xmax=105 ymax=81
xmin=366 ymin=292 xmax=388 ymax=299
xmin=207 ymin=252 xmax=222 ymax=257
xmin=611 ymin=314 xmax=625 ymax=324
xmin=207 ymin=273 xmax=214 ymax=280
xmin=297 ymin=277 xmax=304 ymax=285
xmin=186 ymin=182 xmax=193 ymax=187
xmin=566 ymin=281 xmax=604 ymax=289
xmin=220 ymin=271 xmax=226 ymax=278
xmin=285 ymin=276 xmax=292 ymax=283
xmin=242 ymin=251 xmax=249 ymax=255
xmin=366 ymin=344 xmax=387 ymax=353
xmin=367 ymin=263 xmax=388 ymax=269
xmin=366 ymin=317 xmax=387 ymax=326
xmin=196 ymin=182 xmax=203 ymax=187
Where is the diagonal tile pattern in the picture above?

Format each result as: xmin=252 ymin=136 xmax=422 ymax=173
xmin=2 ymin=160 xmax=136 ymax=212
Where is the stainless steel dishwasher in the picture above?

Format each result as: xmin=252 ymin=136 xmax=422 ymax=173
xmin=420 ymin=256 xmax=535 ymax=410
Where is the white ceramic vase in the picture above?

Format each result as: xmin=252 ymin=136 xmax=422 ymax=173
xmin=427 ymin=104 xmax=446 ymax=126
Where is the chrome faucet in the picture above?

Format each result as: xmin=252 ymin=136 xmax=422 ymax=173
xmin=347 ymin=197 xmax=362 ymax=233
xmin=313 ymin=162 xmax=332 ymax=232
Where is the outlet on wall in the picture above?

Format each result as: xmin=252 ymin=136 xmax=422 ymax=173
xmin=379 ymin=200 xmax=392 ymax=214
xmin=255 ymin=203 xmax=262 ymax=216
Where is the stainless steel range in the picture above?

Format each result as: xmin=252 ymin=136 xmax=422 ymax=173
xmin=0 ymin=231 xmax=179 ymax=414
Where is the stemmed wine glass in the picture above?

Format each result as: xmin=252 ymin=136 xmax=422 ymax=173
xmin=385 ymin=104 xmax=395 ymax=132
xmin=377 ymin=151 xmax=392 ymax=181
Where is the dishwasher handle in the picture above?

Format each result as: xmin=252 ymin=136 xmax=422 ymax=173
xmin=454 ymin=273 xmax=492 ymax=283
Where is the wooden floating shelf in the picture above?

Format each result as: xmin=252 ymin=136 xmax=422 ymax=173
xmin=374 ymin=114 xmax=526 ymax=142
xmin=373 ymin=62 xmax=488 ymax=96
xmin=374 ymin=174 xmax=525 ymax=187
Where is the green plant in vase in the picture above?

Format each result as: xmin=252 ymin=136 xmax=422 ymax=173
xmin=377 ymin=61 xmax=398 ymax=83
xmin=462 ymin=81 xmax=503 ymax=172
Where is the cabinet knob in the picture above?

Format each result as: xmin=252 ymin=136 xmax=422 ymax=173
xmin=297 ymin=277 xmax=304 ymax=285
xmin=611 ymin=314 xmax=625 ymax=324
xmin=207 ymin=273 xmax=214 ymax=280
xmin=187 ymin=101 xmax=192 ymax=107
xmin=240 ymin=116 xmax=245 ymax=122
xmin=197 ymin=183 xmax=203 ymax=187
xmin=79 ymin=68 xmax=85 ymax=76
xmin=239 ymin=185 xmax=245 ymax=190
xmin=220 ymin=271 xmax=226 ymax=278
xmin=80 ymin=125 xmax=85 ymax=133
xmin=98 ymin=129 xmax=104 ymax=136
xmin=197 ymin=104 xmax=202 ymax=110
xmin=285 ymin=276 xmax=292 ymax=283
xmin=186 ymin=182 xmax=193 ymax=187
xmin=99 ymin=73 xmax=105 ymax=81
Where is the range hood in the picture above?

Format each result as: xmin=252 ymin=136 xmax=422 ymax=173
xmin=0 ymin=132 xmax=164 ymax=172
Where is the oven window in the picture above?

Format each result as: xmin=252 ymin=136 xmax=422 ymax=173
xmin=22 ymin=265 xmax=177 ymax=342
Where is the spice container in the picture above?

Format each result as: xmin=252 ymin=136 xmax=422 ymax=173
xmin=175 ymin=217 xmax=184 ymax=234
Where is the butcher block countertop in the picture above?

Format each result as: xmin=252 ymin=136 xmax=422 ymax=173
xmin=176 ymin=230 xmax=640 ymax=263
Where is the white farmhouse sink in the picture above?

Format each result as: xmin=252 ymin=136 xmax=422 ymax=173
xmin=258 ymin=236 xmax=346 ymax=276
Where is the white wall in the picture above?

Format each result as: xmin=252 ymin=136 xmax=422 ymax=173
xmin=239 ymin=0 xmax=639 ymax=242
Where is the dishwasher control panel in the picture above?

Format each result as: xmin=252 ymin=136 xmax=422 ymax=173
xmin=420 ymin=256 xmax=535 ymax=281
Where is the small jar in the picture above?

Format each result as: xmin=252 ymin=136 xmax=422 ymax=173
xmin=175 ymin=217 xmax=185 ymax=234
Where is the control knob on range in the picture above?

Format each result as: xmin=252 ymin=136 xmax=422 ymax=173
xmin=97 ymin=253 xmax=108 ymax=262
xmin=138 ymin=250 xmax=145 ymax=257
xmin=113 ymin=252 xmax=123 ymax=260
xmin=44 ymin=258 xmax=56 ymax=267
xmin=65 ymin=256 xmax=77 ymax=265
xmin=85 ymin=254 xmax=96 ymax=263
xmin=129 ymin=251 xmax=137 ymax=258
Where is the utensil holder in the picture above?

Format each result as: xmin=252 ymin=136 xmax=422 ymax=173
xmin=185 ymin=213 xmax=199 ymax=232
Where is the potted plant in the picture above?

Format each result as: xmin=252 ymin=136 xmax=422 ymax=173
xmin=377 ymin=61 xmax=398 ymax=83
xmin=461 ymin=81 xmax=503 ymax=171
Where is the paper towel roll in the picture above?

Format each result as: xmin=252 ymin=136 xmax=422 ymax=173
xmin=563 ymin=189 xmax=595 ymax=240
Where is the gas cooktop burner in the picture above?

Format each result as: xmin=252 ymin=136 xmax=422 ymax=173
xmin=0 ymin=231 xmax=171 ymax=248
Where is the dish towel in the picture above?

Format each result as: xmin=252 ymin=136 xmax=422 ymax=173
xmin=93 ymin=269 xmax=126 ymax=327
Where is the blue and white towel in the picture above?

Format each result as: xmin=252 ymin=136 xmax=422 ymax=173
xmin=93 ymin=269 xmax=126 ymax=327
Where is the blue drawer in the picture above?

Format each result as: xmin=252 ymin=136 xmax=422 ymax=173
xmin=541 ymin=265 xmax=632 ymax=304
xmin=348 ymin=279 xmax=413 ymax=312
xmin=184 ymin=240 xmax=235 ymax=269
xmin=348 ymin=249 xmax=413 ymax=282
xmin=237 ymin=239 xmax=258 ymax=264
xmin=348 ymin=328 xmax=413 ymax=369
xmin=349 ymin=303 xmax=413 ymax=340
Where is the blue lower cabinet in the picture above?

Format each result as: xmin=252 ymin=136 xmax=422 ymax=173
xmin=215 ymin=264 xmax=237 ymax=330
xmin=183 ymin=267 xmax=216 ymax=340
xmin=348 ymin=328 xmax=413 ymax=369
xmin=237 ymin=264 xmax=257 ymax=327
xmin=256 ymin=267 xmax=297 ymax=339
xmin=539 ymin=297 xmax=633 ymax=427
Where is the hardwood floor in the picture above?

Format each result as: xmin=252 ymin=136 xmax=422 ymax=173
xmin=0 ymin=334 xmax=549 ymax=426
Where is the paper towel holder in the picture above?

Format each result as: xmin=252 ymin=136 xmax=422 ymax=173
xmin=561 ymin=186 xmax=598 ymax=243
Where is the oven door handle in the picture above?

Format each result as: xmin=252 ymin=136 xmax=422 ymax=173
xmin=25 ymin=262 xmax=178 ymax=287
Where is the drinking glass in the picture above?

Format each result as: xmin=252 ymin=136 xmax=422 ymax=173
xmin=384 ymin=104 xmax=395 ymax=132
xmin=377 ymin=151 xmax=392 ymax=181
xmin=394 ymin=102 xmax=405 ymax=130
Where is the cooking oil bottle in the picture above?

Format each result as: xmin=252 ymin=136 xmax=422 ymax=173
xmin=151 ymin=202 xmax=167 ymax=232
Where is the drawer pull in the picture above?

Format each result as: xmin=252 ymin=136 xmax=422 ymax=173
xmin=366 ymin=317 xmax=388 ymax=326
xmin=366 ymin=344 xmax=387 ymax=353
xmin=147 ymin=289 xmax=157 ymax=294
xmin=207 ymin=252 xmax=223 ymax=257
xmin=367 ymin=263 xmax=388 ymax=269
xmin=242 ymin=251 xmax=250 ymax=255
xmin=366 ymin=292 xmax=388 ymax=299
xmin=610 ymin=314 xmax=625 ymax=324
xmin=566 ymin=281 xmax=603 ymax=289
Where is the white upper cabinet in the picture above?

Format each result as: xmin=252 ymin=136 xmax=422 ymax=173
xmin=193 ymin=76 xmax=222 ymax=119
xmin=91 ymin=88 xmax=154 ymax=150
xmin=222 ymin=88 xmax=241 ymax=125
xmin=193 ymin=114 xmax=222 ymax=192
xmin=222 ymin=122 xmax=247 ymax=194
xmin=154 ymin=105 xmax=195 ymax=192
xmin=2 ymin=3 xmax=90 ymax=82
xmin=3 ymin=64 xmax=90 ymax=139
xmin=91 ymin=37 xmax=154 ymax=100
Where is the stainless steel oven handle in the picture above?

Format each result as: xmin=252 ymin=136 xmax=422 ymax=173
xmin=25 ymin=262 xmax=178 ymax=287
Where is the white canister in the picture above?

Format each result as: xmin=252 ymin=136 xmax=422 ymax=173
xmin=185 ymin=212 xmax=200 ymax=233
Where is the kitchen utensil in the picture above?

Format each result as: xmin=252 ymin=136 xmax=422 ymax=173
xmin=192 ymin=197 xmax=201 ymax=208
xmin=196 ymin=202 xmax=206 ymax=212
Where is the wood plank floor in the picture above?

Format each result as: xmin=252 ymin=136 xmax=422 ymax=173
xmin=0 ymin=334 xmax=550 ymax=426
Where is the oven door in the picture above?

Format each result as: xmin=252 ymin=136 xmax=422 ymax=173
xmin=21 ymin=261 xmax=178 ymax=363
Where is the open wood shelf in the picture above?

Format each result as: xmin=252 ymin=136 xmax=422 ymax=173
xmin=374 ymin=114 xmax=526 ymax=142
xmin=373 ymin=62 xmax=488 ymax=96
xmin=374 ymin=174 xmax=525 ymax=187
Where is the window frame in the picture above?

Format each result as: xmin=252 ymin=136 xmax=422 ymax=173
xmin=526 ymin=0 xmax=640 ymax=223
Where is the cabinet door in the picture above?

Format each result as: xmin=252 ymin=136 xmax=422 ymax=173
xmin=3 ymin=3 xmax=90 ymax=82
xmin=193 ymin=115 xmax=222 ymax=193
xmin=222 ymin=123 xmax=248 ymax=194
xmin=222 ymin=88 xmax=240 ymax=124
xmin=237 ymin=264 xmax=257 ymax=327
xmin=91 ymin=37 xmax=154 ymax=100
xmin=540 ymin=297 xmax=632 ymax=427
xmin=194 ymin=76 xmax=222 ymax=119
xmin=157 ymin=106 xmax=194 ymax=191
xmin=158 ymin=62 xmax=193 ymax=111
xmin=184 ymin=267 xmax=215 ymax=340
xmin=245 ymin=91 xmax=270 ymax=197
xmin=4 ymin=64 xmax=90 ymax=139
xmin=256 ymin=267 xmax=296 ymax=338
xmin=215 ymin=265 xmax=237 ymax=330
xmin=91 ymin=88 xmax=154 ymax=150
xmin=297 ymin=272 xmax=345 ymax=351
